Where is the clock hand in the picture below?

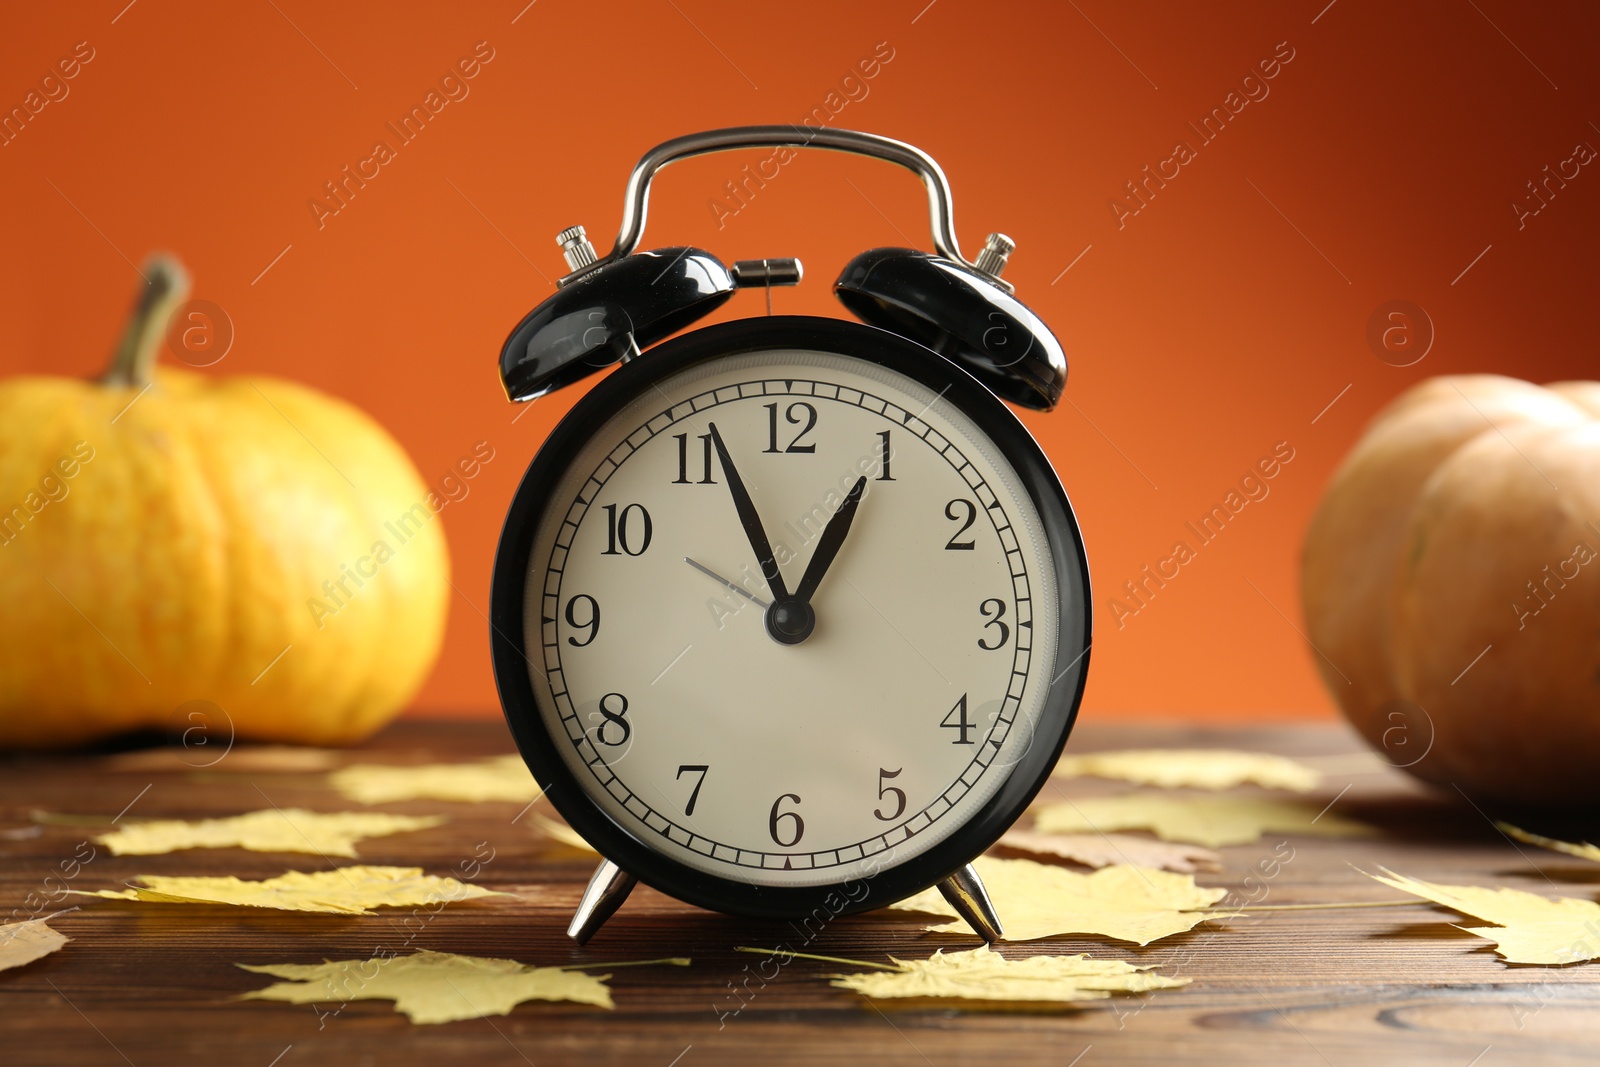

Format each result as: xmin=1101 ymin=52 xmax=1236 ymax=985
xmin=793 ymin=476 xmax=867 ymax=603
xmin=684 ymin=556 xmax=772 ymax=608
xmin=706 ymin=422 xmax=790 ymax=601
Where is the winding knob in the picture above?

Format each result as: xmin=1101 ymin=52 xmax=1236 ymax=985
xmin=972 ymin=232 xmax=1015 ymax=286
xmin=556 ymin=225 xmax=599 ymax=273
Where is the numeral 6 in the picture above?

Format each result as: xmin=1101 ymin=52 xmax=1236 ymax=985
xmin=768 ymin=793 xmax=804 ymax=846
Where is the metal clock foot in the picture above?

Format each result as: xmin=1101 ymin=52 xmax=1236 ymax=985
xmin=567 ymin=858 xmax=638 ymax=944
xmin=937 ymin=863 xmax=1005 ymax=943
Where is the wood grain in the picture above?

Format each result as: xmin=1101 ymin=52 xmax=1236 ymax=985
xmin=3 ymin=720 xmax=1599 ymax=1067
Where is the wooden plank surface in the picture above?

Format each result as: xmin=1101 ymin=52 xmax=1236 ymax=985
xmin=4 ymin=719 xmax=1599 ymax=1067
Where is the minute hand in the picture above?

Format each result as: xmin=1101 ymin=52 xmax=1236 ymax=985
xmin=794 ymin=476 xmax=867 ymax=603
xmin=707 ymin=423 xmax=790 ymax=601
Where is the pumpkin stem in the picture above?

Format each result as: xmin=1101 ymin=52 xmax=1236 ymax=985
xmin=101 ymin=254 xmax=191 ymax=388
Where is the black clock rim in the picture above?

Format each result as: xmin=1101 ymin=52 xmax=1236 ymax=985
xmin=490 ymin=315 xmax=1092 ymax=921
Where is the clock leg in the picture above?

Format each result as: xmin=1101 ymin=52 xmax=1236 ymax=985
xmin=567 ymin=858 xmax=638 ymax=945
xmin=936 ymin=864 xmax=1005 ymax=943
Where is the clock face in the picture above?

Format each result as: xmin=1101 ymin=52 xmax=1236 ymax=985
xmin=517 ymin=341 xmax=1068 ymax=889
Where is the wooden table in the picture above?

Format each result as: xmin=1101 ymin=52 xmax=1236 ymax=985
xmin=4 ymin=719 xmax=1598 ymax=1066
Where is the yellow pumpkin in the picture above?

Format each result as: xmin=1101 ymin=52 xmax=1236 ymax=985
xmin=1302 ymin=374 xmax=1600 ymax=805
xmin=0 ymin=257 xmax=448 ymax=748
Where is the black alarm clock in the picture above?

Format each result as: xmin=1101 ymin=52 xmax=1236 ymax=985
xmin=490 ymin=127 xmax=1091 ymax=944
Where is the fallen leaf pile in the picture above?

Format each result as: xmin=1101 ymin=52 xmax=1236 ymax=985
xmin=329 ymin=755 xmax=541 ymax=804
xmin=0 ymin=917 xmax=69 ymax=972
xmin=50 ymin=740 xmax=1596 ymax=1023
xmin=239 ymin=949 xmax=618 ymax=1023
xmin=828 ymin=944 xmax=1189 ymax=1005
xmin=1366 ymin=867 xmax=1600 ymax=965
xmin=997 ymin=829 xmax=1222 ymax=873
xmin=83 ymin=866 xmax=504 ymax=915
xmin=1032 ymin=793 xmax=1372 ymax=848
xmin=95 ymin=809 xmax=445 ymax=857
xmin=892 ymin=856 xmax=1235 ymax=944
xmin=1053 ymin=748 xmax=1319 ymax=791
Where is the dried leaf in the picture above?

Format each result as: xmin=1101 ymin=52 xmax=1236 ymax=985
xmin=329 ymin=755 xmax=540 ymax=804
xmin=1054 ymin=748 xmax=1319 ymax=791
xmin=1032 ymin=793 xmax=1373 ymax=848
xmin=0 ymin=918 xmax=69 ymax=972
xmin=95 ymin=809 xmax=445 ymax=857
xmin=1499 ymin=823 xmax=1600 ymax=864
xmin=239 ymin=949 xmax=614 ymax=1024
xmin=830 ymin=945 xmax=1189 ymax=1005
xmin=82 ymin=866 xmax=504 ymax=915
xmin=531 ymin=814 xmax=596 ymax=853
xmin=997 ymin=829 xmax=1222 ymax=873
xmin=1366 ymin=867 xmax=1600 ymax=965
xmin=891 ymin=856 xmax=1235 ymax=944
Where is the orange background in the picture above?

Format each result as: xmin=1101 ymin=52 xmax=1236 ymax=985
xmin=3 ymin=0 xmax=1596 ymax=723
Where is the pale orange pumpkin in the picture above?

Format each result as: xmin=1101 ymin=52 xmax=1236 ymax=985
xmin=0 ymin=257 xmax=449 ymax=748
xmin=1302 ymin=374 xmax=1600 ymax=805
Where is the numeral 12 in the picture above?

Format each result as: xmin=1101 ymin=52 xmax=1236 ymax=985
xmin=764 ymin=402 xmax=817 ymax=453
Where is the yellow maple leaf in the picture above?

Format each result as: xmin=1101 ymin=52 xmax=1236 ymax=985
xmin=530 ymin=814 xmax=596 ymax=853
xmin=329 ymin=755 xmax=541 ymax=805
xmin=95 ymin=809 xmax=445 ymax=857
xmin=1032 ymin=793 xmax=1372 ymax=848
xmin=891 ymin=856 xmax=1236 ymax=944
xmin=0 ymin=917 xmax=69 ymax=972
xmin=1053 ymin=748 xmax=1319 ymax=791
xmin=82 ymin=866 xmax=504 ymax=915
xmin=830 ymin=944 xmax=1189 ymax=1005
xmin=239 ymin=950 xmax=615 ymax=1024
xmin=1498 ymin=823 xmax=1600 ymax=864
xmin=997 ymin=829 xmax=1222 ymax=873
xmin=1366 ymin=867 xmax=1600 ymax=965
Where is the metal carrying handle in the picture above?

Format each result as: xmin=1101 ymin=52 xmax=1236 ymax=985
xmin=556 ymin=126 xmax=1014 ymax=288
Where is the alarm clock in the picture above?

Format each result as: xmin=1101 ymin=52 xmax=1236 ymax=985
xmin=490 ymin=127 xmax=1091 ymax=944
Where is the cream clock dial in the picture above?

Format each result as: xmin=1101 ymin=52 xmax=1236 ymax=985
xmin=522 ymin=347 xmax=1061 ymax=887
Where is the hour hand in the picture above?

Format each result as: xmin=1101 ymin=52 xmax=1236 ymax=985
xmin=794 ymin=476 xmax=867 ymax=603
xmin=706 ymin=423 xmax=789 ymax=601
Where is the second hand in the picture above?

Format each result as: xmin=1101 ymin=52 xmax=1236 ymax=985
xmin=684 ymin=557 xmax=772 ymax=608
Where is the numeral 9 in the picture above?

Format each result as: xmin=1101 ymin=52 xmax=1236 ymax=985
xmin=564 ymin=594 xmax=600 ymax=647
